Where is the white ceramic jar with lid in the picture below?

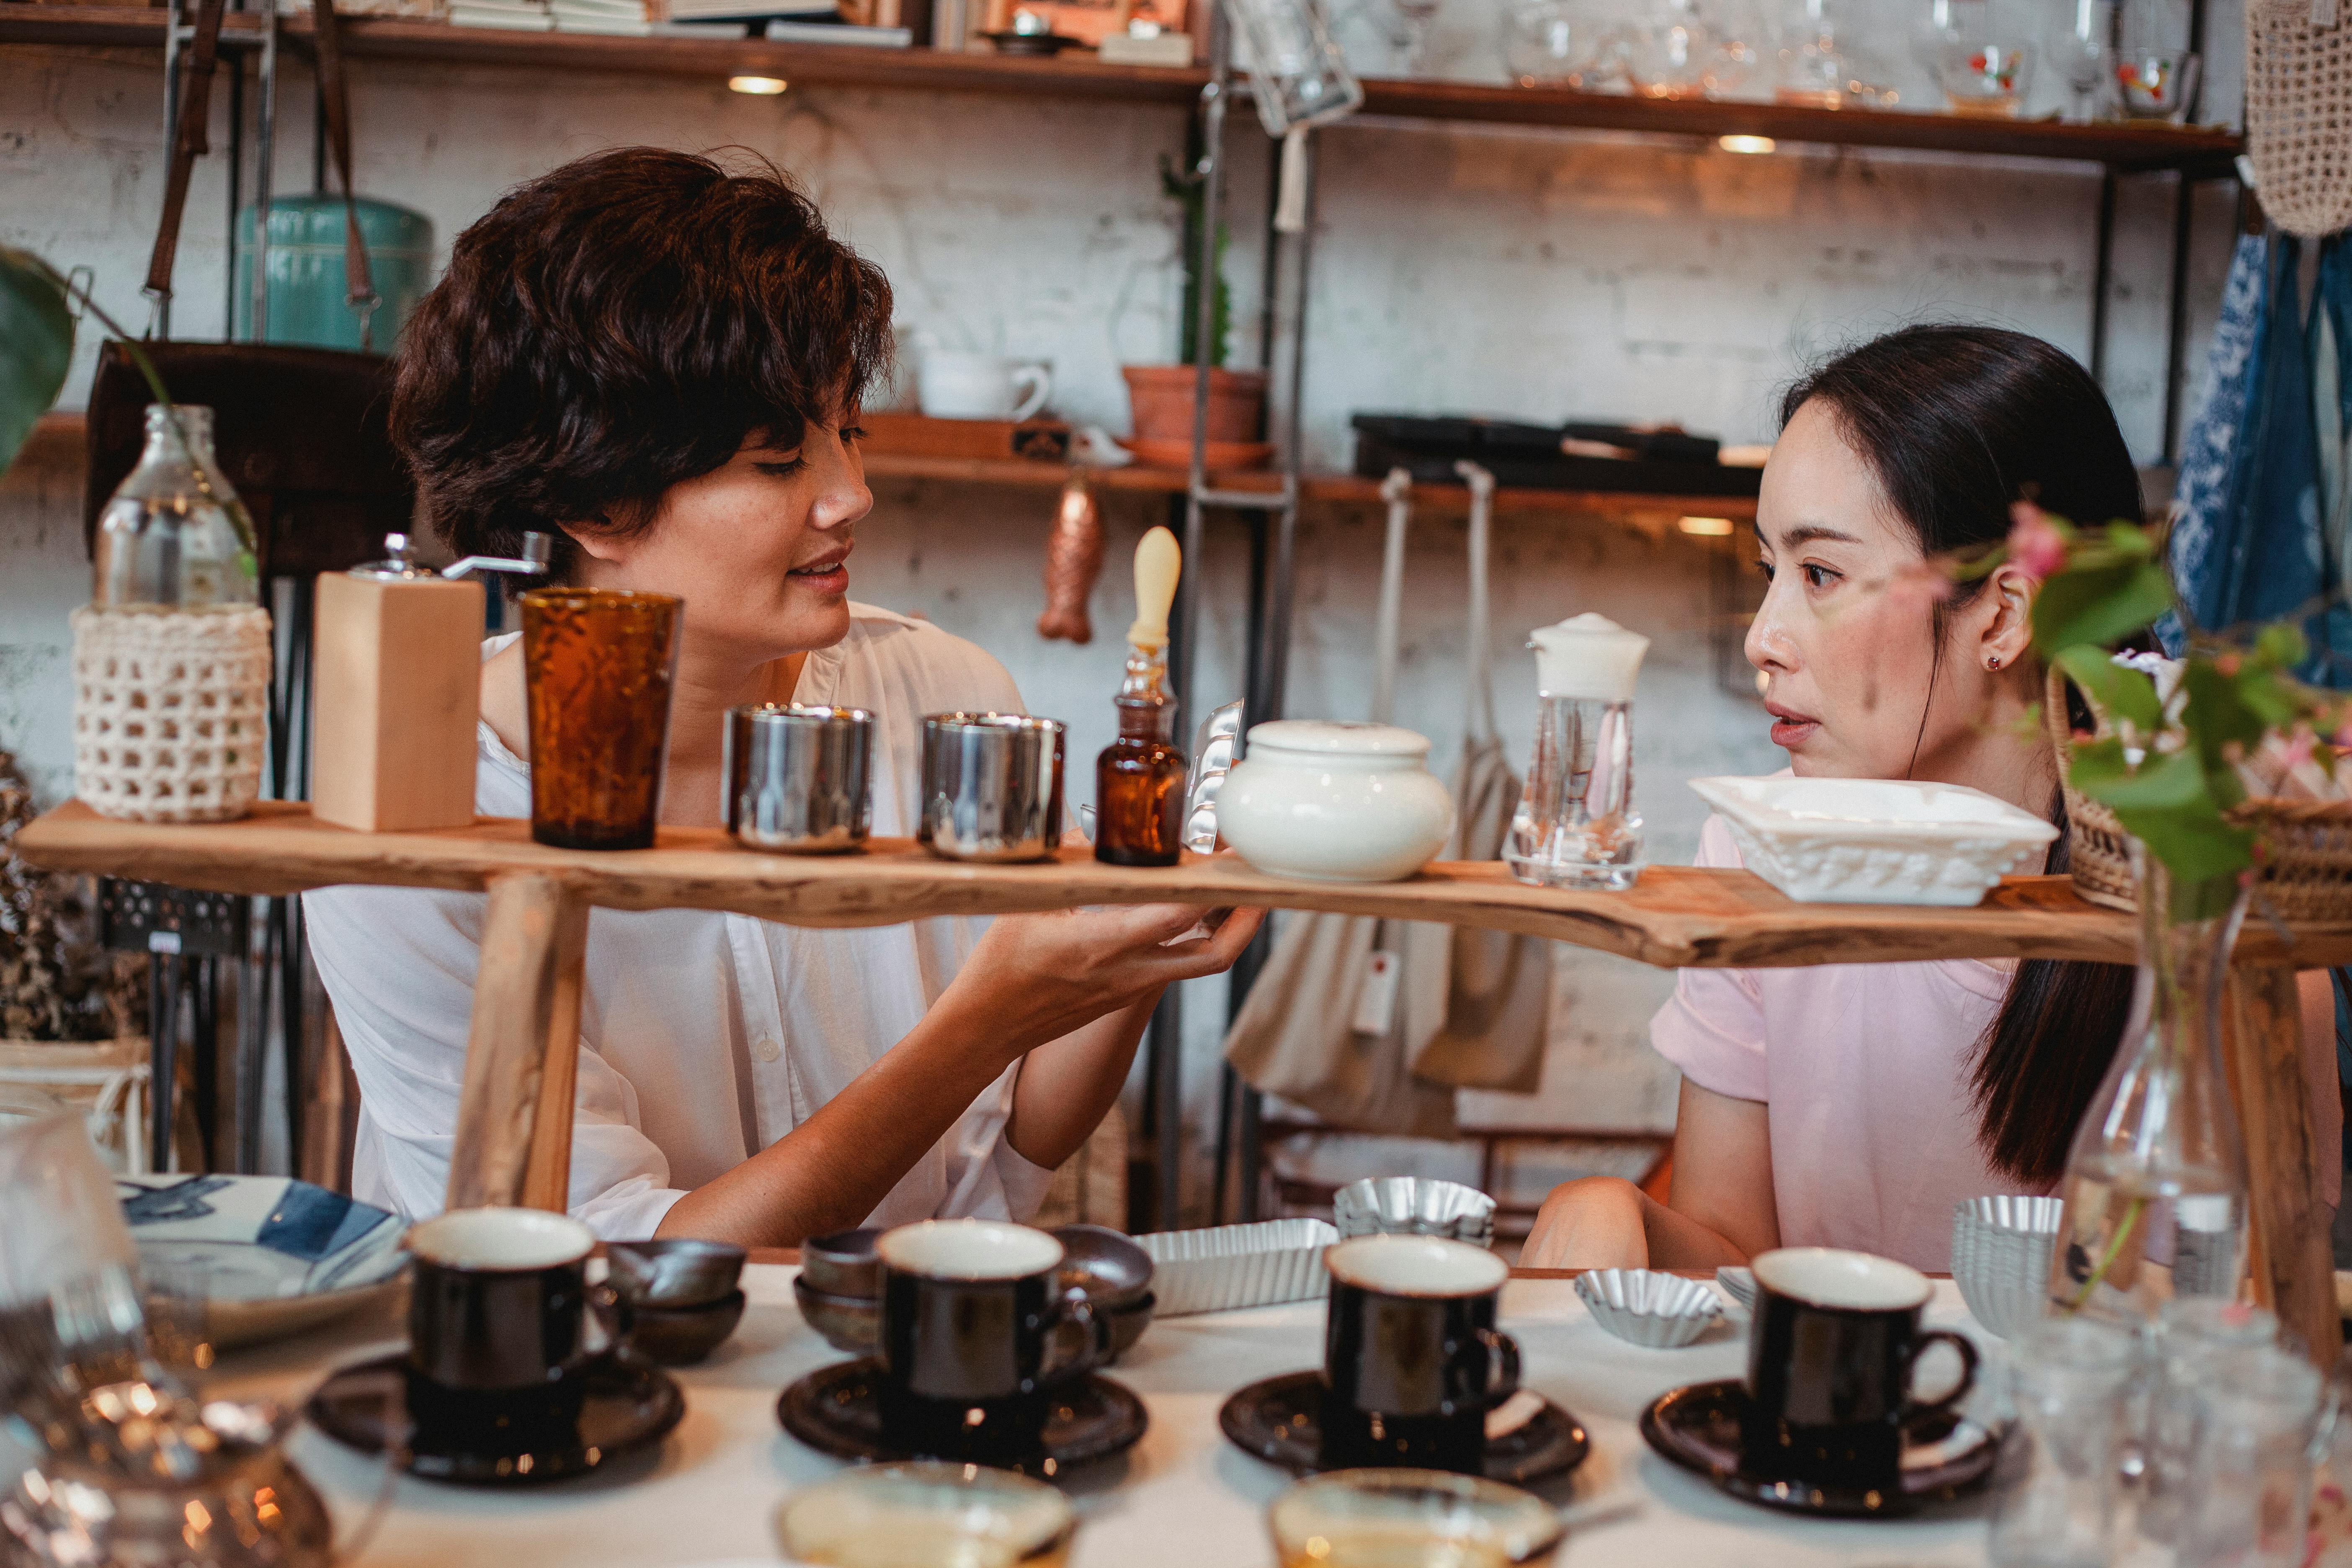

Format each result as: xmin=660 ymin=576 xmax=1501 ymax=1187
xmin=1215 ymin=720 xmax=1455 ymax=882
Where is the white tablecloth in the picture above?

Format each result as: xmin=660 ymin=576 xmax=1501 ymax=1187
xmin=196 ymin=1265 xmax=2000 ymax=1568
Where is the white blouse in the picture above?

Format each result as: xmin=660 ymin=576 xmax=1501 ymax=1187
xmin=304 ymin=603 xmax=1056 ymax=1238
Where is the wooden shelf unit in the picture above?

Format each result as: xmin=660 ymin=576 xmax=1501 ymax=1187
xmin=1 ymin=7 xmax=2242 ymax=170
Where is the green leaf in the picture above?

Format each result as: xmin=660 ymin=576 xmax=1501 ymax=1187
xmin=2031 ymin=556 xmax=2177 ymax=652
xmin=0 ymin=247 xmax=74 ymax=477
xmin=2053 ymin=646 xmax=2163 ymax=732
xmin=2066 ymin=738 xmax=2257 ymax=884
xmin=2180 ymin=659 xmax=2269 ymax=780
xmin=2254 ymin=622 xmax=2309 ymax=670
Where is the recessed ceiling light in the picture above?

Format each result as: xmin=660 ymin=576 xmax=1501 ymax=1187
xmin=1679 ymin=515 xmax=1736 ymax=536
xmin=1717 ymin=134 xmax=1777 ymax=155
xmin=729 ymin=75 xmax=789 ymax=95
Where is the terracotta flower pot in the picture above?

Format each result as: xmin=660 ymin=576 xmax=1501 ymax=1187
xmin=1122 ymin=365 xmax=1269 ymax=445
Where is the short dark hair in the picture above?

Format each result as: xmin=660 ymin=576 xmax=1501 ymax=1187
xmin=391 ymin=147 xmax=893 ymax=580
xmin=1780 ymin=323 xmax=2142 ymax=1187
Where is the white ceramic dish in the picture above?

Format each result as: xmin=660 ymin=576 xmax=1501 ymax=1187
xmin=1137 ymin=1217 xmax=1337 ymax=1316
xmin=119 ymin=1173 xmax=408 ymax=1348
xmin=1215 ymin=721 xmax=1454 ymax=883
xmin=1575 ymin=1268 xmax=1722 ymax=1349
xmin=1687 ymin=774 xmax=2058 ymax=906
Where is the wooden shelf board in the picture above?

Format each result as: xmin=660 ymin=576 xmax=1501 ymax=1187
xmin=25 ymin=798 xmax=2351 ymax=969
xmin=30 ymin=413 xmax=1751 ymax=519
xmin=0 ymin=10 xmax=2240 ymax=169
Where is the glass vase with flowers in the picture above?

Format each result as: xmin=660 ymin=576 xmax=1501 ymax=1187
xmin=1978 ymin=505 xmax=2352 ymax=1324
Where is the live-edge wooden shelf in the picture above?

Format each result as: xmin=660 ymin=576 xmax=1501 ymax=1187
xmin=0 ymin=7 xmax=2241 ymax=172
xmin=19 ymin=799 xmax=2345 ymax=1363
xmin=22 ymin=798 xmax=2352 ymax=970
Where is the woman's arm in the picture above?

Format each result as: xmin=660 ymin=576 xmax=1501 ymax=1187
xmin=657 ymin=903 xmax=1264 ymax=1246
xmin=1522 ymin=1080 xmax=1778 ymax=1269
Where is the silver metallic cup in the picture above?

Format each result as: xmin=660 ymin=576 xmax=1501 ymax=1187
xmin=918 ymin=713 xmax=1065 ymax=862
xmin=724 ymin=704 xmax=873 ymax=853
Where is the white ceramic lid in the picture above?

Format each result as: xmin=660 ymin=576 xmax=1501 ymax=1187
xmin=1529 ymin=613 xmax=1649 ymax=701
xmin=1243 ymin=720 xmax=1433 ymax=759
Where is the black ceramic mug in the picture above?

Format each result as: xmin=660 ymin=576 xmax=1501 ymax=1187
xmin=403 ymin=1207 xmax=625 ymax=1452
xmin=1740 ymin=1246 xmax=1979 ymax=1494
xmin=1319 ymin=1234 xmax=1522 ymax=1475
xmin=874 ymin=1220 xmax=1106 ymax=1463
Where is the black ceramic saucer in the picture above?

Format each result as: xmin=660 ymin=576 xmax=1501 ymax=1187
xmin=307 ymin=1351 xmax=684 ymax=1486
xmin=1639 ymin=1378 xmax=1996 ymax=1518
xmin=776 ymin=1358 xmax=1148 ymax=1477
xmin=1219 ymin=1371 xmax=1591 ymax=1485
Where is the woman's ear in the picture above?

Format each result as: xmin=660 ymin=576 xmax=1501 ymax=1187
xmin=557 ymin=516 xmax=625 ymax=566
xmin=1974 ymin=561 xmax=2037 ymax=675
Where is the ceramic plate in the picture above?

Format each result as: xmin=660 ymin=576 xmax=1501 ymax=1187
xmin=777 ymin=1358 xmax=1148 ymax=1476
xmin=309 ymin=1350 xmax=684 ymax=1485
xmin=1219 ymin=1370 xmax=1591 ymax=1485
xmin=118 ymin=1173 xmax=407 ymax=1347
xmin=1638 ymin=1378 xmax=1996 ymax=1517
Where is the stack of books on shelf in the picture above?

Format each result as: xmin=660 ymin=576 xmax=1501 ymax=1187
xmin=449 ymin=0 xmax=552 ymax=28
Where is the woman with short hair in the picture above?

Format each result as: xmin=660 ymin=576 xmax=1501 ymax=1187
xmin=304 ymin=148 xmax=1263 ymax=1245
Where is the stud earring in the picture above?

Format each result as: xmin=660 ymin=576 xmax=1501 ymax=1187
xmin=1986 ymin=655 xmax=2001 ymax=671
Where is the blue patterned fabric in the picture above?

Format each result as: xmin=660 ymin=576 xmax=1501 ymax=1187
xmin=2167 ymin=231 xmax=2347 ymax=685
xmin=2315 ymin=236 xmax=2352 ymax=681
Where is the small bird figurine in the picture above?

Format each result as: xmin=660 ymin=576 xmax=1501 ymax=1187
xmin=1036 ymin=468 xmax=1104 ymax=643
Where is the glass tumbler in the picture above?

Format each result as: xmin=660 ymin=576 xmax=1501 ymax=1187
xmin=2141 ymin=1298 xmax=2280 ymax=1537
xmin=1507 ymin=696 xmax=1642 ymax=890
xmin=2177 ymin=1344 xmax=2326 ymax=1568
xmin=1987 ymin=1315 xmax=2141 ymax=1568
xmin=519 ymin=587 xmax=683 ymax=851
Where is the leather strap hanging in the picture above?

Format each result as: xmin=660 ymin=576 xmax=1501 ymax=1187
xmin=307 ymin=0 xmax=380 ymax=350
xmin=142 ymin=0 xmax=230 ymax=317
xmin=141 ymin=0 xmax=378 ymax=348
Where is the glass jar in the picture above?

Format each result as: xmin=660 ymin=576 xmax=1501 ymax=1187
xmin=93 ymin=405 xmax=259 ymax=611
xmin=73 ymin=405 xmax=271 ymax=823
xmin=2046 ymin=845 xmax=2251 ymax=1324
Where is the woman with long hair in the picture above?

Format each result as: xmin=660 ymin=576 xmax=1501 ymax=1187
xmin=1522 ymin=324 xmax=2342 ymax=1271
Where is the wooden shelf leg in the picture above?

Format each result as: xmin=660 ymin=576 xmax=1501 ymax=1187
xmin=2225 ymin=963 xmax=2341 ymax=1365
xmin=444 ymin=871 xmax=591 ymax=1214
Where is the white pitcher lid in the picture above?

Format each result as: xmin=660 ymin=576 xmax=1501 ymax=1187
xmin=1528 ymin=613 xmax=1648 ymax=701
xmin=1245 ymin=720 xmax=1432 ymax=759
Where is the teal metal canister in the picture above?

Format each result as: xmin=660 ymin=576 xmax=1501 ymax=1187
xmin=233 ymin=195 xmax=434 ymax=352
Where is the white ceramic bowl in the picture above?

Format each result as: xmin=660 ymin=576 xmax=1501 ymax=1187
xmin=1950 ymin=1194 xmax=2063 ymax=1340
xmin=1216 ymin=721 xmax=1455 ymax=883
xmin=1688 ymin=774 xmax=2058 ymax=906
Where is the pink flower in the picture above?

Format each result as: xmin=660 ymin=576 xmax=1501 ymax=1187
xmin=2336 ymin=720 xmax=2352 ymax=752
xmin=2280 ymin=728 xmax=2318 ymax=772
xmin=2007 ymin=503 xmax=2068 ymax=581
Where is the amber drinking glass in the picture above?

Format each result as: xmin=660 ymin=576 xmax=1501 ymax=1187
xmin=520 ymin=588 xmax=682 ymax=850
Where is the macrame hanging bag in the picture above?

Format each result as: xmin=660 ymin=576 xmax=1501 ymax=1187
xmin=2245 ymin=0 xmax=2352 ymax=239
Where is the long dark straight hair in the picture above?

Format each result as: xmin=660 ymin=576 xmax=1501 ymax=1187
xmin=1779 ymin=325 xmax=2142 ymax=1186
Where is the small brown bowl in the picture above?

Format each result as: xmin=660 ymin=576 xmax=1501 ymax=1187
xmin=606 ymin=1238 xmax=748 ymax=1308
xmin=800 ymin=1229 xmax=883 ymax=1299
xmin=794 ymin=1274 xmax=879 ymax=1354
xmin=628 ymin=1288 xmax=745 ymax=1366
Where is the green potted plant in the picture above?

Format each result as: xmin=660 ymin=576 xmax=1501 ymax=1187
xmin=1121 ymin=156 xmax=1269 ymax=467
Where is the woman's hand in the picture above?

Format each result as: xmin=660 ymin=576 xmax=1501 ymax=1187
xmin=944 ymin=903 xmax=1268 ymax=1064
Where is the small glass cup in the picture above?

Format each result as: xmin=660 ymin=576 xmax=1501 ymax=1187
xmin=1267 ymin=1469 xmax=1565 ymax=1568
xmin=139 ymin=1255 xmax=217 ymax=1375
xmin=2177 ymin=1344 xmax=2326 ymax=1568
xmin=519 ymin=587 xmax=683 ymax=851
xmin=2139 ymin=1298 xmax=2281 ymax=1534
xmin=774 ymin=1462 xmax=1076 ymax=1568
xmin=1986 ymin=1315 xmax=2141 ymax=1568
xmin=1938 ymin=39 xmax=2033 ymax=116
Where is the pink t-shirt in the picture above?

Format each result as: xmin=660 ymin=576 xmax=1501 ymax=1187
xmin=1650 ymin=815 xmax=2342 ymax=1272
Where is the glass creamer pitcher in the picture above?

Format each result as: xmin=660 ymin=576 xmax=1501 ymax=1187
xmin=1506 ymin=614 xmax=1648 ymax=890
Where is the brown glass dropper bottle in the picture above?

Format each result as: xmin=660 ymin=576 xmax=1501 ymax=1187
xmin=1094 ymin=525 xmax=1186 ymax=867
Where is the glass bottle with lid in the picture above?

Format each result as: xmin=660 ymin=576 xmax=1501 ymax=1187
xmin=92 ymin=405 xmax=259 ymax=611
xmin=1095 ymin=526 xmax=1188 ymax=867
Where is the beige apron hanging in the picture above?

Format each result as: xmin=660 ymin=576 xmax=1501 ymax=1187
xmin=1398 ymin=463 xmax=1553 ymax=1094
xmin=1221 ymin=469 xmax=1459 ymax=1138
xmin=2244 ymin=0 xmax=2352 ymax=240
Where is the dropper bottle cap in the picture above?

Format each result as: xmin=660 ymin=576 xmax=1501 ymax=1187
xmin=1127 ymin=525 xmax=1181 ymax=652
